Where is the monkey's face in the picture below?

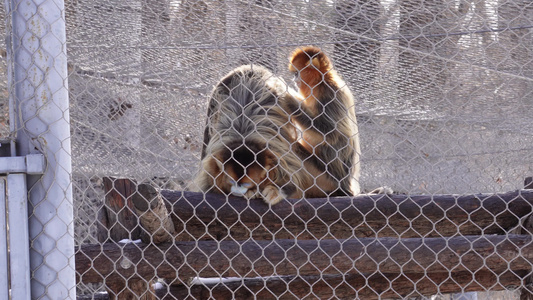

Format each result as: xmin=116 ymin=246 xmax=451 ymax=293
xmin=224 ymin=162 xmax=267 ymax=197
xmin=212 ymin=143 xmax=276 ymax=197
xmin=289 ymin=55 xmax=319 ymax=84
xmin=289 ymin=53 xmax=325 ymax=96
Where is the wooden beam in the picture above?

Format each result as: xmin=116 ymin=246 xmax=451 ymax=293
xmin=131 ymin=183 xmax=175 ymax=244
xmin=163 ymin=190 xmax=533 ymax=240
xmin=525 ymin=177 xmax=533 ymax=190
xmin=77 ymin=234 xmax=533 ymax=284
xmin=520 ymin=177 xmax=533 ymax=300
xmin=158 ymin=270 xmax=525 ymax=299
xmin=100 ymin=178 xmax=156 ymax=300
xmin=101 ymin=177 xmax=141 ymax=242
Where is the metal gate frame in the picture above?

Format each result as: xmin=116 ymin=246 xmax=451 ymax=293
xmin=3 ymin=0 xmax=75 ymax=298
xmin=0 ymin=153 xmax=44 ymax=300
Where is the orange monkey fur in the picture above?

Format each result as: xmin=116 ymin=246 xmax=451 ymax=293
xmin=286 ymin=46 xmax=361 ymax=196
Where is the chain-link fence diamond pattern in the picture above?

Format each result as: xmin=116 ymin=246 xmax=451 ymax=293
xmin=1 ymin=0 xmax=533 ymax=299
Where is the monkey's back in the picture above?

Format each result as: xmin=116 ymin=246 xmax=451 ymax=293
xmin=201 ymin=65 xmax=296 ymax=158
xmin=320 ymin=80 xmax=361 ymax=196
xmin=287 ymin=46 xmax=361 ymax=196
xmin=199 ymin=65 xmax=311 ymax=196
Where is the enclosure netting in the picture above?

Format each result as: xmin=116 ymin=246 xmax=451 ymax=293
xmin=0 ymin=4 xmax=7 ymax=139
xmin=2 ymin=0 xmax=533 ymax=299
xmin=65 ymin=0 xmax=533 ymax=192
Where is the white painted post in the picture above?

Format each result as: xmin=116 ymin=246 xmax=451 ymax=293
xmin=6 ymin=174 xmax=31 ymax=300
xmin=4 ymin=0 xmax=74 ymax=299
xmin=0 ymin=178 xmax=8 ymax=300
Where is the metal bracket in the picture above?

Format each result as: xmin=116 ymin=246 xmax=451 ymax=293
xmin=0 ymin=154 xmax=45 ymax=175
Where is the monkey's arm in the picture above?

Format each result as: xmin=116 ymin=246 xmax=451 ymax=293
xmin=284 ymin=87 xmax=352 ymax=136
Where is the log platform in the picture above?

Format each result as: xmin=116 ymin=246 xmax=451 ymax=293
xmin=76 ymin=178 xmax=533 ymax=299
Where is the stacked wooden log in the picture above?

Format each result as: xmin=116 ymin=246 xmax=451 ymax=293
xmin=76 ymin=178 xmax=533 ymax=299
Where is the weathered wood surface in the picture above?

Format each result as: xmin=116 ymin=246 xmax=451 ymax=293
xmin=100 ymin=179 xmax=159 ymax=300
xmin=132 ymin=183 xmax=175 ymax=244
xmin=520 ymin=177 xmax=533 ymax=300
xmin=105 ymin=277 xmax=156 ymax=300
xmin=525 ymin=177 xmax=533 ymax=190
xmin=100 ymin=177 xmax=141 ymax=242
xmin=88 ymin=183 xmax=533 ymax=298
xmin=163 ymin=189 xmax=533 ymax=240
xmin=77 ymin=234 xmax=533 ymax=284
xmin=158 ymin=270 xmax=525 ymax=300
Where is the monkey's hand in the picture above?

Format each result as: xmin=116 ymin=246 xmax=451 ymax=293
xmin=244 ymin=188 xmax=260 ymax=200
xmin=260 ymin=185 xmax=286 ymax=205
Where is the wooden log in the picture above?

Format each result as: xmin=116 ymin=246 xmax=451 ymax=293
xmin=101 ymin=177 xmax=141 ymax=241
xmin=163 ymin=190 xmax=533 ymax=241
xmin=158 ymin=270 xmax=525 ymax=300
xmin=520 ymin=177 xmax=533 ymax=300
xmin=76 ymin=234 xmax=533 ymax=284
xmin=105 ymin=277 xmax=156 ymax=300
xmin=77 ymin=293 xmax=110 ymax=300
xmin=525 ymin=177 xmax=533 ymax=190
xmin=131 ymin=183 xmax=175 ymax=244
xmin=101 ymin=178 xmax=153 ymax=300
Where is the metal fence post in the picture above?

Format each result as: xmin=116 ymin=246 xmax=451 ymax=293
xmin=6 ymin=173 xmax=31 ymax=300
xmin=4 ymin=0 xmax=74 ymax=299
xmin=0 ymin=177 xmax=8 ymax=300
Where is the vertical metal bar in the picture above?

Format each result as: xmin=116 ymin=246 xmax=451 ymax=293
xmin=4 ymin=0 xmax=74 ymax=299
xmin=6 ymin=174 xmax=30 ymax=300
xmin=0 ymin=177 xmax=8 ymax=300
xmin=3 ymin=0 xmax=16 ymax=157
xmin=3 ymin=1 xmax=31 ymax=299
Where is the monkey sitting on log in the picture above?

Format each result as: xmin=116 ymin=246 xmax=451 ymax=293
xmin=284 ymin=46 xmax=361 ymax=197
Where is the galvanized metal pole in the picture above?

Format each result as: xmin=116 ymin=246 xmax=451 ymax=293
xmin=0 ymin=177 xmax=8 ymax=300
xmin=4 ymin=0 xmax=74 ymax=299
xmin=6 ymin=173 xmax=31 ymax=300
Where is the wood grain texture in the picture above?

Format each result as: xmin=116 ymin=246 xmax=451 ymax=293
xmin=157 ymin=270 xmax=525 ymax=300
xmin=76 ymin=234 xmax=533 ymax=284
xmin=163 ymin=190 xmax=533 ymax=240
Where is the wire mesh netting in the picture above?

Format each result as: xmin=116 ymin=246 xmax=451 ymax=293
xmin=64 ymin=0 xmax=533 ymax=193
xmin=2 ymin=0 xmax=533 ymax=299
xmin=0 ymin=4 xmax=8 ymax=139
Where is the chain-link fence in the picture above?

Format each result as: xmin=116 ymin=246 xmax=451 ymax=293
xmin=2 ymin=0 xmax=533 ymax=299
xmin=0 ymin=4 xmax=8 ymax=139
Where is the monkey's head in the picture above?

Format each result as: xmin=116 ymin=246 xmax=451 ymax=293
xmin=289 ymin=46 xmax=333 ymax=74
xmin=288 ymin=46 xmax=333 ymax=94
xmin=211 ymin=140 xmax=277 ymax=197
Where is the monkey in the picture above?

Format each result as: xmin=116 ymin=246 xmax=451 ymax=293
xmin=284 ymin=46 xmax=361 ymax=197
xmin=193 ymin=65 xmax=313 ymax=205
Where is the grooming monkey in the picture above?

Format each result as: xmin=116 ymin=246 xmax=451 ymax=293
xmin=194 ymin=65 xmax=312 ymax=205
xmin=285 ymin=46 xmax=361 ymax=196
